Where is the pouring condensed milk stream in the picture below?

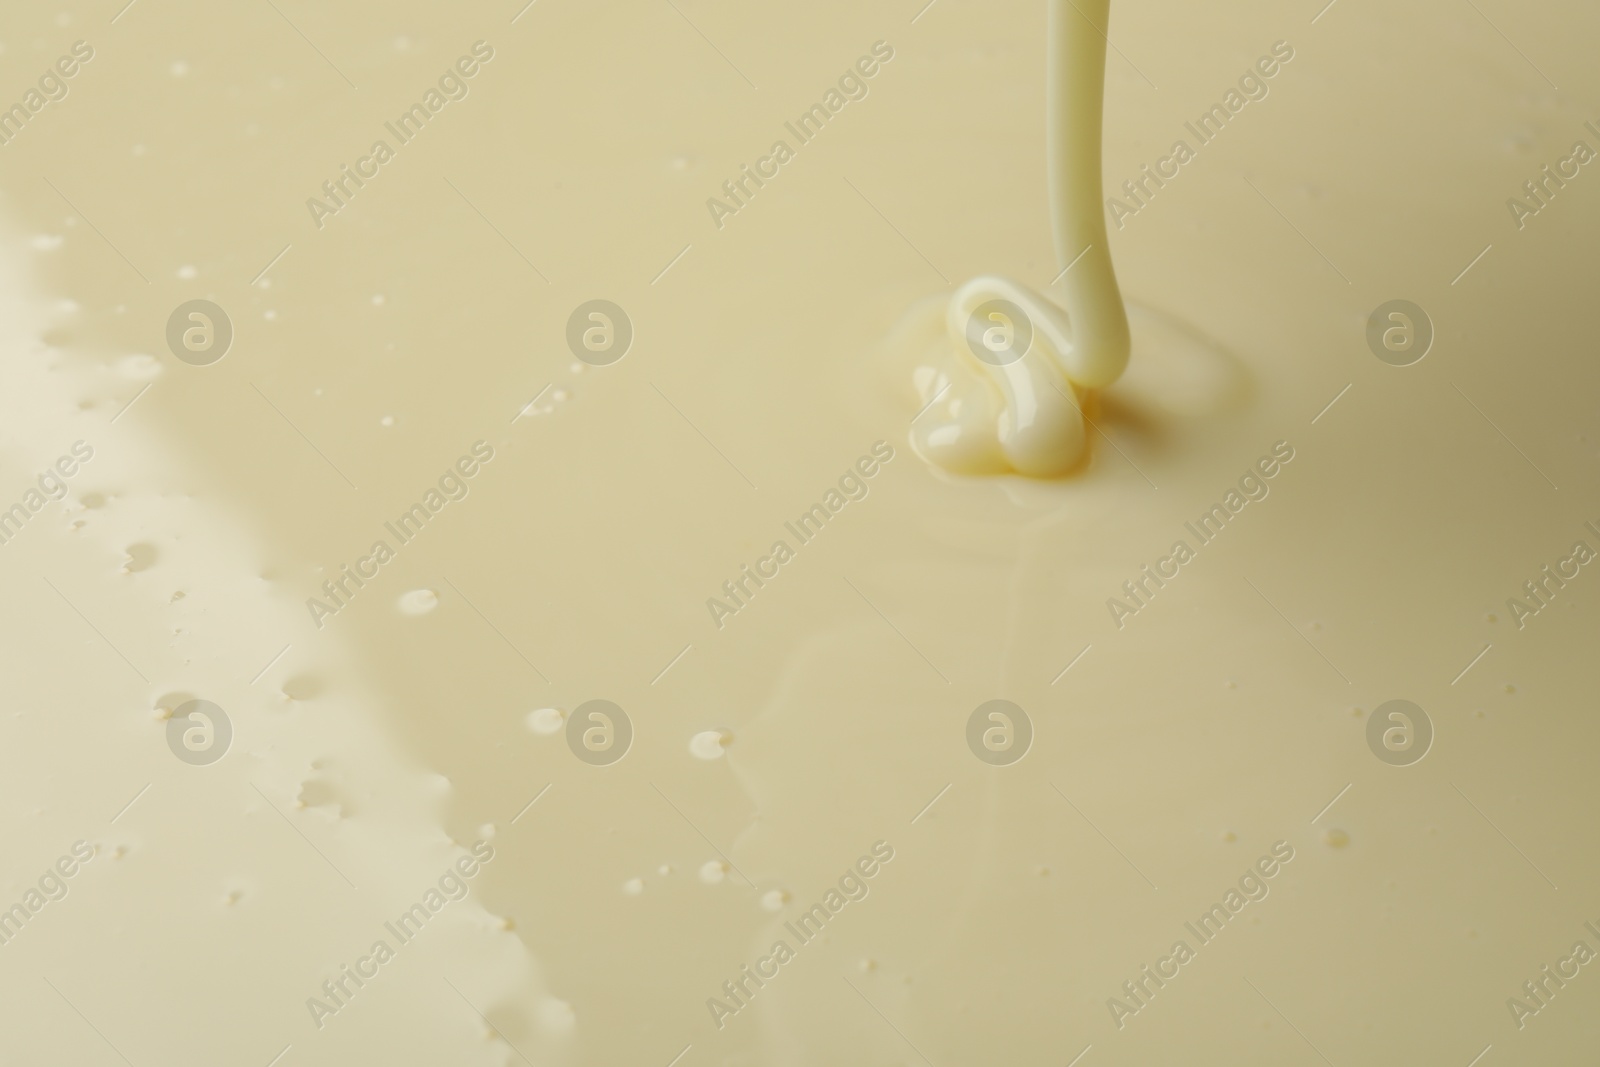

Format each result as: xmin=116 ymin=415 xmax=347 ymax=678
xmin=908 ymin=0 xmax=1131 ymax=477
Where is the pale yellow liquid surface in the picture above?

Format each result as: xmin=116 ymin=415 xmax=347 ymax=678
xmin=2 ymin=2 xmax=1599 ymax=1065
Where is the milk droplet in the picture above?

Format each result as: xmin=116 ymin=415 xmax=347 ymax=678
xmin=535 ymin=998 xmax=576 ymax=1034
xmin=31 ymin=234 xmax=64 ymax=251
xmin=170 ymin=60 xmax=189 ymax=76
xmin=398 ymin=589 xmax=438 ymax=615
xmin=122 ymin=544 xmax=157 ymax=573
xmin=526 ymin=707 xmax=565 ymax=735
xmin=281 ymin=674 xmax=321 ymax=701
xmin=176 ymin=264 xmax=196 ymax=280
xmin=699 ymin=860 xmax=728 ymax=884
xmin=689 ymin=729 xmax=731 ymax=760
xmin=622 ymin=877 xmax=644 ymax=896
xmin=379 ymin=415 xmax=394 ymax=427
xmin=119 ymin=354 xmax=162 ymax=379
xmin=760 ymin=889 xmax=789 ymax=911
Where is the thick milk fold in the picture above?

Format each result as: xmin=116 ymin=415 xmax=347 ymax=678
xmin=1 ymin=1 xmax=1598 ymax=1066
xmin=908 ymin=0 xmax=1130 ymax=478
xmin=911 ymin=275 xmax=1090 ymax=477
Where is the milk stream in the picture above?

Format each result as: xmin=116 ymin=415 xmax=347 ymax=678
xmin=907 ymin=0 xmax=1129 ymax=477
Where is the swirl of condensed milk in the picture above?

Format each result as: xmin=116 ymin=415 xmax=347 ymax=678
xmin=941 ymin=276 xmax=1087 ymax=478
xmin=909 ymin=0 xmax=1129 ymax=479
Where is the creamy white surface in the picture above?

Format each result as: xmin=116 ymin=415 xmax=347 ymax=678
xmin=0 ymin=1 xmax=1598 ymax=1065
